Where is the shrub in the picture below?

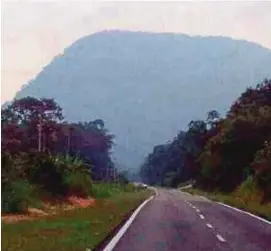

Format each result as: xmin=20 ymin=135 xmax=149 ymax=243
xmin=27 ymin=153 xmax=92 ymax=197
xmin=1 ymin=180 xmax=40 ymax=213
xmin=233 ymin=176 xmax=263 ymax=202
xmin=64 ymin=171 xmax=92 ymax=197
xmin=251 ymin=142 xmax=271 ymax=202
xmin=27 ymin=153 xmax=67 ymax=196
xmin=123 ymin=183 xmax=137 ymax=192
xmin=2 ymin=152 xmax=28 ymax=187
xmin=91 ymin=183 xmax=112 ymax=198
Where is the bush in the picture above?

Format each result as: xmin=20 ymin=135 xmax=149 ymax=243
xmin=123 ymin=183 xmax=137 ymax=192
xmin=91 ymin=183 xmax=112 ymax=198
xmin=251 ymin=142 xmax=271 ymax=201
xmin=1 ymin=180 xmax=40 ymax=213
xmin=64 ymin=171 xmax=92 ymax=197
xmin=27 ymin=153 xmax=67 ymax=196
xmin=2 ymin=152 xmax=28 ymax=187
xmin=233 ymin=176 xmax=263 ymax=202
xmin=27 ymin=153 xmax=92 ymax=197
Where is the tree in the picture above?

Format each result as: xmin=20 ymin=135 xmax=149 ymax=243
xmin=2 ymin=97 xmax=64 ymax=153
xmin=198 ymin=79 xmax=271 ymax=191
xmin=207 ymin=110 xmax=220 ymax=129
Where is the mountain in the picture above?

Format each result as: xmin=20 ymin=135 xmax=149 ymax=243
xmin=14 ymin=30 xmax=271 ymax=168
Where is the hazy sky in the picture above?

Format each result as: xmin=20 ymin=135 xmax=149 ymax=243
xmin=2 ymin=0 xmax=271 ymax=103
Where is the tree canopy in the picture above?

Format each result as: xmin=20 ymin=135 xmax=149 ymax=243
xmin=140 ymin=79 xmax=271 ymax=201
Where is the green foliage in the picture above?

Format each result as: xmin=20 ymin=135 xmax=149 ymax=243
xmin=1 ymin=96 xmax=122 ymax=214
xmin=1 ymin=151 xmax=93 ymax=212
xmin=27 ymin=153 xmax=92 ymax=197
xmin=123 ymin=183 xmax=137 ymax=192
xmin=27 ymin=153 xmax=66 ymax=195
xmin=91 ymin=183 xmax=137 ymax=198
xmin=2 ymin=152 xmax=28 ymax=187
xmin=2 ymin=190 xmax=151 ymax=251
xmin=251 ymin=141 xmax=271 ymax=201
xmin=233 ymin=176 xmax=262 ymax=202
xmin=63 ymin=171 xmax=92 ymax=197
xmin=2 ymin=180 xmax=40 ymax=213
xmin=197 ymin=79 xmax=271 ymax=193
xmin=141 ymin=79 xmax=271 ymax=204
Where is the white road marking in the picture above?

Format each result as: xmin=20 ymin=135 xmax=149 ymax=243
xmin=206 ymin=223 xmax=213 ymax=229
xmin=191 ymin=206 xmax=196 ymax=209
xmin=196 ymin=209 xmax=200 ymax=213
xmin=199 ymin=214 xmax=205 ymax=219
xmin=217 ymin=202 xmax=271 ymax=225
xmin=102 ymin=195 xmax=154 ymax=251
xmin=216 ymin=234 xmax=226 ymax=242
xmin=179 ymin=184 xmax=193 ymax=190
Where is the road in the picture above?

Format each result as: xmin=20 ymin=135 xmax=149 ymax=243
xmin=109 ymin=188 xmax=271 ymax=251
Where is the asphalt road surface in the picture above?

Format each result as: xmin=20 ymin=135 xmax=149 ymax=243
xmin=111 ymin=188 xmax=271 ymax=251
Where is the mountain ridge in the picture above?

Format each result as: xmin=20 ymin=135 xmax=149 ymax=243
xmin=13 ymin=30 xmax=271 ymax=168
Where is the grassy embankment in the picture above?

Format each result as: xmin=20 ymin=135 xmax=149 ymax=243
xmin=2 ymin=183 xmax=152 ymax=251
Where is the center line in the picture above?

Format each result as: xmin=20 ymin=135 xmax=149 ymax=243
xmin=199 ymin=214 xmax=205 ymax=219
xmin=196 ymin=209 xmax=200 ymax=213
xmin=216 ymin=234 xmax=226 ymax=242
xmin=206 ymin=223 xmax=213 ymax=229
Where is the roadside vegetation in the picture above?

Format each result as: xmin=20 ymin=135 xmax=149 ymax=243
xmin=1 ymin=96 xmax=128 ymax=214
xmin=1 ymin=96 xmax=153 ymax=250
xmin=2 ymin=188 xmax=151 ymax=251
xmin=140 ymin=79 xmax=271 ymax=220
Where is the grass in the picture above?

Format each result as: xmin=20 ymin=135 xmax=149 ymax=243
xmin=91 ymin=182 xmax=139 ymax=198
xmin=2 ymin=189 xmax=152 ymax=251
xmin=182 ymin=187 xmax=271 ymax=222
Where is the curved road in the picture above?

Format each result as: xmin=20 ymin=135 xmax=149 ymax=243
xmin=109 ymin=188 xmax=271 ymax=251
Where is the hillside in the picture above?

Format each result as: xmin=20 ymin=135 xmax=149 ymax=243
xmin=14 ymin=30 xmax=271 ymax=168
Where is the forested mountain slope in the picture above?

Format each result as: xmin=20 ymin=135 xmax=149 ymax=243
xmin=14 ymin=31 xmax=271 ymax=167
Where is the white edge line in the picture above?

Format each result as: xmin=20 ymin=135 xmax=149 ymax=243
xmin=217 ymin=202 xmax=271 ymax=226
xmin=216 ymin=234 xmax=226 ymax=242
xmin=206 ymin=223 xmax=213 ymax=229
xmin=200 ymin=195 xmax=210 ymax=201
xmin=199 ymin=214 xmax=205 ymax=219
xmin=102 ymin=195 xmax=154 ymax=251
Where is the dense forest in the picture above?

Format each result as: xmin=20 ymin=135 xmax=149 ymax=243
xmin=1 ymin=97 xmax=128 ymax=212
xmin=2 ymin=79 xmax=271 ymax=213
xmin=140 ymin=79 xmax=271 ymax=202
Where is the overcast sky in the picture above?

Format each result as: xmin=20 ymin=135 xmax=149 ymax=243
xmin=2 ymin=0 xmax=271 ymax=103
